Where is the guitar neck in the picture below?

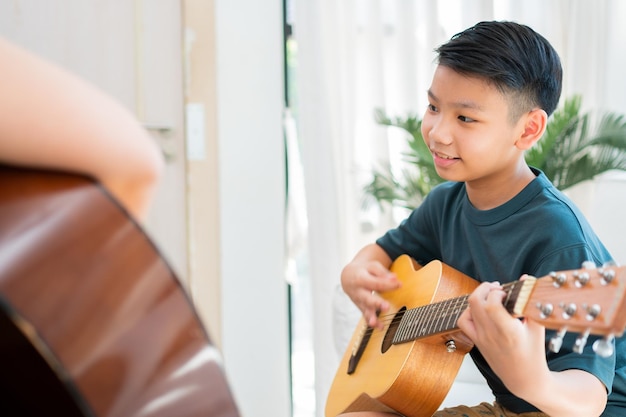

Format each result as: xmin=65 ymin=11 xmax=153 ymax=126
xmin=392 ymin=278 xmax=534 ymax=344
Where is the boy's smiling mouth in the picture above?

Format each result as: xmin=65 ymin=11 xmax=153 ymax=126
xmin=432 ymin=150 xmax=460 ymax=168
xmin=433 ymin=151 xmax=457 ymax=160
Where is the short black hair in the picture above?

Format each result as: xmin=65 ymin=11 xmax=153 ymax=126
xmin=435 ymin=21 xmax=562 ymax=121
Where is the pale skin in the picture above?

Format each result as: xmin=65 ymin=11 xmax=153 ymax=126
xmin=339 ymin=66 xmax=607 ymax=417
xmin=0 ymin=37 xmax=163 ymax=222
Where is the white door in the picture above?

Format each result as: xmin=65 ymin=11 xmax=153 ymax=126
xmin=0 ymin=1 xmax=189 ymax=279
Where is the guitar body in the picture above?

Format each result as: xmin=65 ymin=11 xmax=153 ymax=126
xmin=326 ymin=255 xmax=479 ymax=417
xmin=0 ymin=166 xmax=240 ymax=417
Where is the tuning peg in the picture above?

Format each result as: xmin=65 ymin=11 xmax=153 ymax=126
xmin=592 ymin=334 xmax=615 ymax=358
xmin=549 ymin=327 xmax=567 ymax=353
xmin=599 ymin=268 xmax=616 ymax=285
xmin=585 ymin=304 xmax=602 ymax=321
xmin=536 ymin=302 xmax=554 ymax=319
xmin=561 ymin=302 xmax=577 ymax=319
xmin=550 ymin=271 xmax=567 ymax=287
xmin=573 ymin=271 xmax=590 ymax=287
xmin=573 ymin=329 xmax=590 ymax=354
xmin=581 ymin=260 xmax=597 ymax=269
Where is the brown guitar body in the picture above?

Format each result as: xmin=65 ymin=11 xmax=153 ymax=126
xmin=0 ymin=166 xmax=240 ymax=417
xmin=325 ymin=256 xmax=478 ymax=417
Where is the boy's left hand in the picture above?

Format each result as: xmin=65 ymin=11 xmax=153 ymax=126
xmin=456 ymin=280 xmax=549 ymax=395
xmin=457 ymin=280 xmax=608 ymax=417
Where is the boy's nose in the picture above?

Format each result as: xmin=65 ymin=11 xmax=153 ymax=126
xmin=426 ymin=119 xmax=453 ymax=146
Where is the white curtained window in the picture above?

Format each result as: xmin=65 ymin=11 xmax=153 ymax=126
xmin=288 ymin=1 xmax=626 ymax=415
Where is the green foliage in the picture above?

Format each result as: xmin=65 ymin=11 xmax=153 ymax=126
xmin=526 ymin=95 xmax=626 ymax=190
xmin=363 ymin=109 xmax=444 ymax=210
xmin=365 ymin=110 xmax=443 ymax=209
xmin=365 ymin=95 xmax=626 ymax=211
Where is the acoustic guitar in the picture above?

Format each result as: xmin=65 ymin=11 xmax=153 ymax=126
xmin=326 ymin=254 xmax=626 ymax=417
xmin=0 ymin=165 xmax=240 ymax=417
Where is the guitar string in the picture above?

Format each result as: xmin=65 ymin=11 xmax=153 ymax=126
xmin=360 ymin=281 xmax=519 ymax=342
xmin=372 ymin=281 xmax=518 ymax=325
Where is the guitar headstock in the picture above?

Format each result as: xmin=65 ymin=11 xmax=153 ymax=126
xmin=513 ymin=262 xmax=626 ymax=357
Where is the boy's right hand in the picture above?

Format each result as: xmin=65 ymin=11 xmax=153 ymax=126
xmin=340 ymin=245 xmax=400 ymax=329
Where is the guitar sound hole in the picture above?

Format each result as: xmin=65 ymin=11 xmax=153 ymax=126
xmin=381 ymin=306 xmax=406 ymax=353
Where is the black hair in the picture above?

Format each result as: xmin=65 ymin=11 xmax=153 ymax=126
xmin=435 ymin=21 xmax=562 ymax=120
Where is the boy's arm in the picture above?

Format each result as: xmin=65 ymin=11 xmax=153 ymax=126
xmin=340 ymin=243 xmax=400 ymax=329
xmin=458 ymin=282 xmax=608 ymax=417
xmin=0 ymin=37 xmax=164 ymax=222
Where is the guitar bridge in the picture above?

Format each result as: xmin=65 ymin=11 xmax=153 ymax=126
xmin=347 ymin=322 xmax=374 ymax=374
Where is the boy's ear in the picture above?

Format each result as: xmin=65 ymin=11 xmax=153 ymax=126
xmin=516 ymin=108 xmax=548 ymax=150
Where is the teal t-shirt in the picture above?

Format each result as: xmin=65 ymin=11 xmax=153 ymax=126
xmin=376 ymin=168 xmax=619 ymax=414
xmin=604 ymin=336 xmax=626 ymax=415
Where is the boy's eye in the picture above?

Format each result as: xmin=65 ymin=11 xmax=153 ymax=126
xmin=427 ymin=104 xmax=438 ymax=112
xmin=458 ymin=115 xmax=475 ymax=123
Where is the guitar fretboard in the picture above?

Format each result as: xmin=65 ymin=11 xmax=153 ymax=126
xmin=392 ymin=279 xmax=529 ymax=344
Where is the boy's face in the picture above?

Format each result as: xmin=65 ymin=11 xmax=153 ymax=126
xmin=421 ymin=65 xmax=527 ymax=185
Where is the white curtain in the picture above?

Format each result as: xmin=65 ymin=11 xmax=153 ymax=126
xmin=292 ymin=1 xmax=626 ymax=415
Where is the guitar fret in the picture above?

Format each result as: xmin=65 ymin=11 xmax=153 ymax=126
xmin=415 ymin=302 xmax=429 ymax=338
xmin=431 ymin=300 xmax=446 ymax=334
xmin=396 ymin=305 xmax=420 ymax=343
xmin=395 ymin=308 xmax=412 ymax=341
xmin=450 ymin=296 xmax=467 ymax=328
xmin=448 ymin=297 xmax=462 ymax=329
xmin=410 ymin=308 xmax=420 ymax=340
xmin=394 ymin=295 xmax=470 ymax=344
xmin=400 ymin=309 xmax=420 ymax=340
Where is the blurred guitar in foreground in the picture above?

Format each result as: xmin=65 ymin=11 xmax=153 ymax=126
xmin=326 ymin=254 xmax=626 ymax=417
xmin=0 ymin=165 xmax=240 ymax=417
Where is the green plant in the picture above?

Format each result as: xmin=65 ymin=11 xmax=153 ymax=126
xmin=363 ymin=110 xmax=441 ymax=211
xmin=364 ymin=95 xmax=626 ymax=211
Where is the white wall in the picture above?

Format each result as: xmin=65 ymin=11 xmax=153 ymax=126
xmin=214 ymin=1 xmax=292 ymax=417
xmin=567 ymin=174 xmax=626 ymax=264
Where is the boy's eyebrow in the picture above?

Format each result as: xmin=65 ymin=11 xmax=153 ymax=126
xmin=427 ymin=89 xmax=485 ymax=112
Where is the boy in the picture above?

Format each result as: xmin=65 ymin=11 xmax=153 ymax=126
xmin=339 ymin=21 xmax=625 ymax=417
